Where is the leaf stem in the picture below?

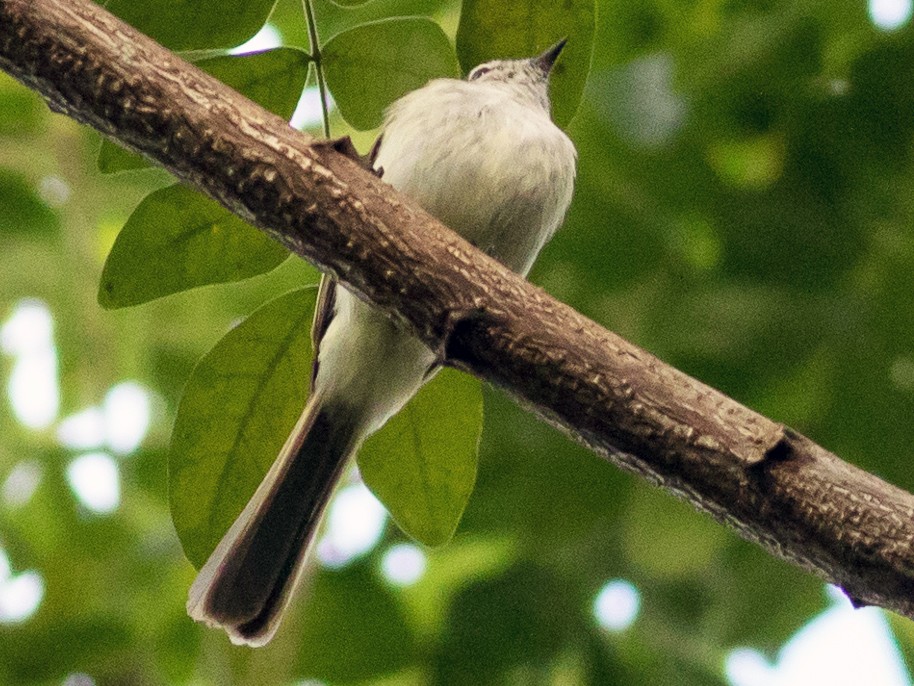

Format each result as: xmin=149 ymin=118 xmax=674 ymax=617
xmin=302 ymin=0 xmax=331 ymax=139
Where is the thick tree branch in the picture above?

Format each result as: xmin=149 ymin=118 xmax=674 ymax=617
xmin=3 ymin=0 xmax=914 ymax=618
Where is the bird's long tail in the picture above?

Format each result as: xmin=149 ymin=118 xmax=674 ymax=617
xmin=187 ymin=392 xmax=356 ymax=646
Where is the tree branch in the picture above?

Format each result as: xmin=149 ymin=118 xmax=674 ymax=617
xmin=3 ymin=0 xmax=914 ymax=619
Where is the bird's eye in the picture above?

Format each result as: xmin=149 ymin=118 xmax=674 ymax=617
xmin=469 ymin=66 xmax=492 ymax=81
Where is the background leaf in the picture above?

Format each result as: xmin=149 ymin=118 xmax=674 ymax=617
xmin=456 ymin=0 xmax=596 ymax=127
xmin=169 ymin=288 xmax=316 ymax=567
xmin=322 ymin=17 xmax=461 ymax=130
xmin=431 ymin=562 xmax=591 ymax=685
xmin=359 ymin=368 xmax=483 ymax=546
xmin=98 ymin=184 xmax=289 ymax=308
xmin=0 ymin=169 xmax=58 ymax=236
xmin=99 ymin=48 xmax=311 ymax=174
xmin=295 ymin=562 xmax=419 ymax=681
xmin=106 ymin=0 xmax=277 ymax=51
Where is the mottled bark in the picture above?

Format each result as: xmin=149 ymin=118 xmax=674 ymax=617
xmin=3 ymin=0 xmax=913 ymax=618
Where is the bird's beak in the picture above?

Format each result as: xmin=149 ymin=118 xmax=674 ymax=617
xmin=535 ymin=38 xmax=568 ymax=74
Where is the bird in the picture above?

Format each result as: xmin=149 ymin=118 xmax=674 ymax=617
xmin=186 ymin=39 xmax=577 ymax=646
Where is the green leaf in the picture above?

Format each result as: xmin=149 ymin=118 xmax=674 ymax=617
xmin=0 ymin=169 xmax=58 ymax=235
xmin=323 ymin=17 xmax=461 ymax=130
xmin=202 ymin=48 xmax=311 ymax=118
xmin=888 ymin=613 xmax=914 ymax=682
xmin=359 ymin=368 xmax=483 ymax=547
xmin=98 ymin=184 xmax=288 ymax=308
xmin=0 ymin=73 xmax=43 ymax=136
xmin=98 ymin=48 xmax=311 ymax=174
xmin=169 ymin=288 xmax=317 ymax=568
xmin=96 ymin=140 xmax=146 ymax=175
xmin=456 ymin=0 xmax=596 ymax=127
xmin=106 ymin=0 xmax=276 ymax=51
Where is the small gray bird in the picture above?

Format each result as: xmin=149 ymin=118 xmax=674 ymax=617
xmin=187 ymin=40 xmax=577 ymax=646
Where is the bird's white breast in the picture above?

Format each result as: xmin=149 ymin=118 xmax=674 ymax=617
xmin=315 ymin=77 xmax=576 ymax=431
xmin=374 ymin=78 xmax=577 ymax=275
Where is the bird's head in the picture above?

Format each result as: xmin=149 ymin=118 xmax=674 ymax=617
xmin=465 ymin=39 xmax=567 ymax=113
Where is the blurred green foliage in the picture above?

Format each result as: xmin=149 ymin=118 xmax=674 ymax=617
xmin=2 ymin=0 xmax=914 ymax=683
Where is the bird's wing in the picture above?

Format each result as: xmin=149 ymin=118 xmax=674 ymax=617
xmin=310 ymin=133 xmax=385 ymax=389
xmin=310 ymin=273 xmax=336 ymax=389
xmin=368 ymin=134 xmax=384 ymax=174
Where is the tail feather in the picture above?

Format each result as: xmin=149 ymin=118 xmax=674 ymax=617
xmin=187 ymin=394 xmax=355 ymax=646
